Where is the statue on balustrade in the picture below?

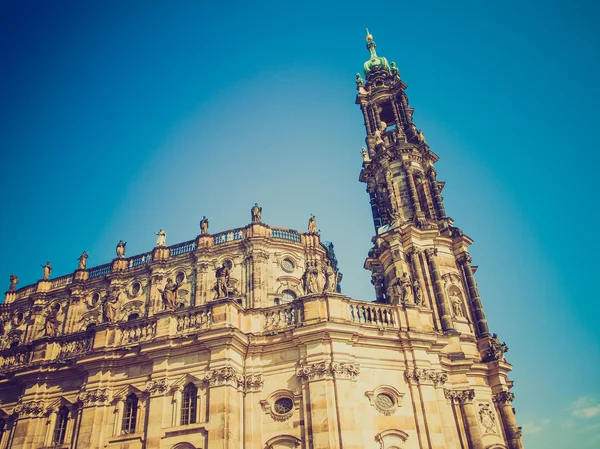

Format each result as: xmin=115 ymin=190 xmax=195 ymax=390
xmin=322 ymin=261 xmax=337 ymax=293
xmin=361 ymin=147 xmax=370 ymax=162
xmin=450 ymin=291 xmax=464 ymax=317
xmin=486 ymin=333 xmax=509 ymax=362
xmin=413 ymin=279 xmax=424 ymax=306
xmin=251 ymin=203 xmax=262 ymax=222
xmin=159 ymin=277 xmax=183 ymax=310
xmin=398 ymin=272 xmax=413 ymax=304
xmin=215 ymin=263 xmax=230 ymax=298
xmin=302 ymin=262 xmax=320 ymax=295
xmin=116 ymin=240 xmax=127 ymax=259
xmin=200 ymin=216 xmax=209 ymax=235
xmin=102 ymin=291 xmax=120 ymax=323
xmin=308 ymin=215 xmax=317 ymax=234
xmin=155 ymin=228 xmax=167 ymax=247
xmin=8 ymin=274 xmax=18 ymax=292
xmin=40 ymin=261 xmax=52 ymax=280
xmin=77 ymin=251 xmax=88 ymax=270
xmin=44 ymin=304 xmax=61 ymax=337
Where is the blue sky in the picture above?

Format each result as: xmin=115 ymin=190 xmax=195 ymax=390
xmin=1 ymin=1 xmax=599 ymax=447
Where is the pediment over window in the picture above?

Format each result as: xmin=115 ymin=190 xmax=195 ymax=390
xmin=170 ymin=373 xmax=202 ymax=391
xmin=112 ymin=384 xmax=144 ymax=402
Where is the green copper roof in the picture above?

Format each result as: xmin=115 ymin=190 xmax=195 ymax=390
xmin=363 ymin=30 xmax=391 ymax=77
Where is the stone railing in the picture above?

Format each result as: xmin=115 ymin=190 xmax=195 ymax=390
xmin=169 ymin=239 xmax=197 ymax=257
xmin=214 ymin=228 xmax=244 ymax=245
xmin=119 ymin=320 xmax=157 ymax=345
xmin=15 ymin=284 xmax=37 ymax=300
xmin=51 ymin=275 xmax=73 ymax=289
xmin=57 ymin=334 xmax=94 ymax=360
xmin=264 ymin=301 xmax=303 ymax=330
xmin=348 ymin=301 xmax=398 ymax=328
xmin=89 ymin=263 xmax=112 ymax=279
xmin=175 ymin=305 xmax=213 ymax=333
xmin=128 ymin=252 xmax=153 ymax=269
xmin=271 ymin=228 xmax=302 ymax=243
xmin=0 ymin=347 xmax=32 ymax=372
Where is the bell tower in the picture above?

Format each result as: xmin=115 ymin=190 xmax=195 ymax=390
xmin=355 ymin=31 xmax=524 ymax=449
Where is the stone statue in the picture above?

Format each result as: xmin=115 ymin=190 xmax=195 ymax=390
xmin=8 ymin=275 xmax=18 ymax=292
xmin=398 ymin=272 xmax=413 ymax=303
xmin=487 ymin=333 xmax=508 ymax=362
xmin=322 ymin=261 xmax=337 ymax=293
xmin=390 ymin=61 xmax=399 ymax=77
xmin=251 ymin=203 xmax=262 ymax=222
xmin=413 ymin=280 xmax=424 ymax=306
xmin=200 ymin=216 xmax=209 ymax=235
xmin=417 ymin=129 xmax=426 ymax=143
xmin=155 ymin=228 xmax=167 ymax=247
xmin=44 ymin=305 xmax=61 ymax=337
xmin=450 ymin=291 xmax=463 ymax=317
xmin=40 ymin=261 xmax=52 ymax=280
xmin=102 ymin=292 xmax=119 ymax=323
xmin=77 ymin=251 xmax=88 ymax=270
xmin=302 ymin=262 xmax=320 ymax=295
xmin=355 ymin=73 xmax=364 ymax=87
xmin=361 ymin=147 xmax=370 ymax=162
xmin=116 ymin=240 xmax=127 ymax=259
xmin=215 ymin=263 xmax=230 ymax=298
xmin=159 ymin=277 xmax=183 ymax=310
xmin=308 ymin=215 xmax=317 ymax=234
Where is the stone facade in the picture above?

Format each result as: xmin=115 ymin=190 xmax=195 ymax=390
xmin=0 ymin=33 xmax=522 ymax=449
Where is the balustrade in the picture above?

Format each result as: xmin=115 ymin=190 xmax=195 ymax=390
xmin=119 ymin=320 xmax=156 ymax=345
xmin=51 ymin=275 xmax=73 ymax=289
xmin=271 ymin=228 xmax=301 ymax=243
xmin=16 ymin=284 xmax=36 ymax=300
xmin=89 ymin=263 xmax=112 ymax=278
xmin=57 ymin=335 xmax=93 ymax=360
xmin=175 ymin=307 xmax=212 ymax=333
xmin=348 ymin=302 xmax=397 ymax=328
xmin=0 ymin=348 xmax=32 ymax=371
xmin=214 ymin=229 xmax=244 ymax=245
xmin=128 ymin=252 xmax=153 ymax=268
xmin=264 ymin=302 xmax=303 ymax=330
xmin=169 ymin=239 xmax=197 ymax=257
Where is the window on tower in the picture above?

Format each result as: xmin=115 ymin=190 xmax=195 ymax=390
xmin=181 ymin=383 xmax=198 ymax=425
xmin=53 ymin=406 xmax=69 ymax=445
xmin=121 ymin=393 xmax=138 ymax=435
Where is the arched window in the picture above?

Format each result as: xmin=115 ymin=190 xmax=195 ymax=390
xmin=53 ymin=406 xmax=69 ymax=445
xmin=127 ymin=313 xmax=140 ymax=321
xmin=122 ymin=393 xmax=138 ymax=435
xmin=181 ymin=383 xmax=197 ymax=425
xmin=281 ymin=290 xmax=297 ymax=303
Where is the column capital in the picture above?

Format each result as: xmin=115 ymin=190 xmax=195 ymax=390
xmin=405 ymin=369 xmax=447 ymax=387
xmin=424 ymin=248 xmax=438 ymax=259
xmin=492 ymin=391 xmax=515 ymax=404
xmin=444 ymin=388 xmax=475 ymax=404
xmin=457 ymin=252 xmax=473 ymax=265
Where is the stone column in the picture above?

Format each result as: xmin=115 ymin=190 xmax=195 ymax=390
xmin=457 ymin=253 xmax=489 ymax=337
xmin=493 ymin=392 xmax=523 ymax=449
xmin=404 ymin=163 xmax=425 ymax=226
xmin=406 ymin=249 xmax=426 ymax=307
xmin=445 ymin=389 xmax=484 ymax=449
xmin=360 ymin=103 xmax=373 ymax=135
xmin=203 ymin=367 xmax=243 ymax=449
xmin=425 ymin=249 xmax=454 ymax=331
xmin=427 ymin=167 xmax=447 ymax=219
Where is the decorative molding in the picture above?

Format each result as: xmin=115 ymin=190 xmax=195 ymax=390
xmin=296 ymin=361 xmax=360 ymax=382
xmin=259 ymin=389 xmax=300 ymax=422
xmin=444 ymin=389 xmax=475 ymax=404
xmin=244 ymin=373 xmax=264 ymax=392
xmin=404 ymin=369 xmax=447 ymax=387
xmin=202 ymin=367 xmax=244 ymax=390
xmin=14 ymin=400 xmax=45 ymax=417
xmin=492 ymin=391 xmax=515 ymax=405
xmin=77 ymin=388 xmax=109 ymax=405
xmin=424 ymin=248 xmax=438 ymax=259
xmin=145 ymin=378 xmax=168 ymax=394
xmin=456 ymin=252 xmax=472 ymax=265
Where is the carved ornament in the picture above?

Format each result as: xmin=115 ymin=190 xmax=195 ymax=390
xmin=77 ymin=388 xmax=109 ymax=405
xmin=296 ymin=361 xmax=360 ymax=382
xmin=444 ymin=389 xmax=475 ymax=404
xmin=492 ymin=391 xmax=515 ymax=405
xmin=404 ymin=369 xmax=448 ymax=387
xmin=145 ymin=378 xmax=168 ymax=394
xmin=478 ymin=402 xmax=497 ymax=434
xmin=14 ymin=400 xmax=45 ymax=417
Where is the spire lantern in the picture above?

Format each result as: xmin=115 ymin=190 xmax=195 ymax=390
xmin=363 ymin=29 xmax=391 ymax=78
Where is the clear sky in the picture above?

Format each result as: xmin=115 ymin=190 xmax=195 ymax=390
xmin=1 ymin=1 xmax=599 ymax=447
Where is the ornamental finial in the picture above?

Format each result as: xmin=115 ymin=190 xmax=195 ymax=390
xmin=366 ymin=28 xmax=373 ymax=42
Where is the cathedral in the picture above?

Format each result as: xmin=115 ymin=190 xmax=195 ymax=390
xmin=0 ymin=33 xmax=523 ymax=449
